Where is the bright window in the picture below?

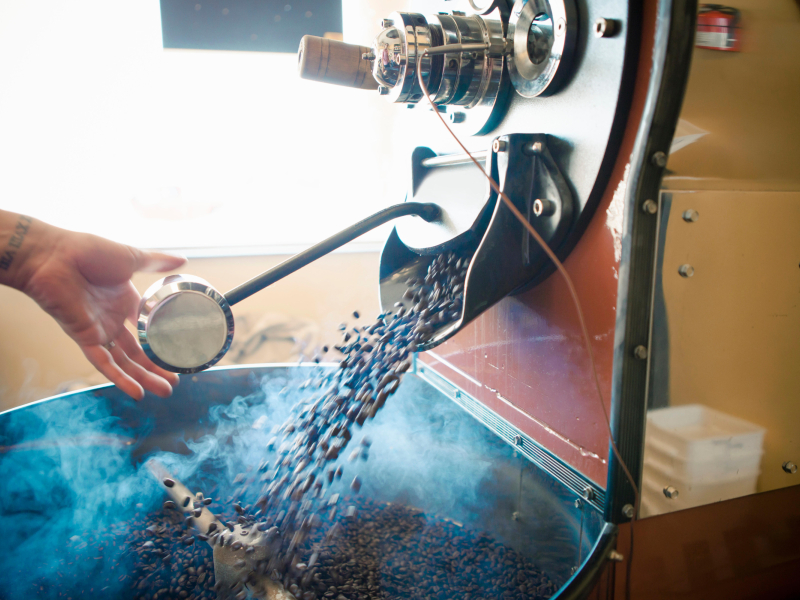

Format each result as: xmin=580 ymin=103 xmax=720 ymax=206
xmin=0 ymin=0 xmax=456 ymax=256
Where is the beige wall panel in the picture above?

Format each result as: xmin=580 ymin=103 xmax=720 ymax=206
xmin=662 ymin=190 xmax=800 ymax=494
xmin=664 ymin=0 xmax=800 ymax=190
xmin=0 ymin=252 xmax=380 ymax=411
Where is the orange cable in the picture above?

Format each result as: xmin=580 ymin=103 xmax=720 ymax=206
xmin=416 ymin=50 xmax=640 ymax=595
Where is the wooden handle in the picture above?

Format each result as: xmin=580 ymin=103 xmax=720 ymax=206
xmin=297 ymin=35 xmax=379 ymax=90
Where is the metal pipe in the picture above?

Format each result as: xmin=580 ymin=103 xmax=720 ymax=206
xmin=224 ymin=202 xmax=441 ymax=306
xmin=421 ymin=150 xmax=490 ymax=168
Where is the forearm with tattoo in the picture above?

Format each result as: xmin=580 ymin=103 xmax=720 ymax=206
xmin=0 ymin=214 xmax=33 ymax=271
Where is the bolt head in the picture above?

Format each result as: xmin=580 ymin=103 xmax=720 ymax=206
xmin=678 ymin=264 xmax=694 ymax=278
xmin=652 ymin=151 xmax=668 ymax=167
xmin=783 ymin=461 xmax=798 ymax=474
xmin=594 ymin=18 xmax=618 ymax=38
xmin=377 ymin=85 xmax=390 ymax=96
xmin=633 ymin=345 xmax=648 ymax=360
xmin=621 ymin=504 xmax=635 ymax=519
xmin=492 ymin=139 xmax=507 ymax=153
xmin=642 ymin=199 xmax=658 ymax=214
xmin=663 ymin=485 xmax=679 ymax=499
xmin=682 ymin=209 xmax=699 ymax=223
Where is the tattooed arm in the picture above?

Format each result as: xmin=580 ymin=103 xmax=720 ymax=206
xmin=0 ymin=209 xmax=186 ymax=400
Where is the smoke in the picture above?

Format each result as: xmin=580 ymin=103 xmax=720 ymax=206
xmin=0 ymin=366 xmax=586 ymax=598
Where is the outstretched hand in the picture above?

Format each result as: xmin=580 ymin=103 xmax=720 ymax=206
xmin=2 ymin=212 xmax=186 ymax=400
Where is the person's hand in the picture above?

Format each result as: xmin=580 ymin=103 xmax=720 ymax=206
xmin=5 ymin=214 xmax=187 ymax=400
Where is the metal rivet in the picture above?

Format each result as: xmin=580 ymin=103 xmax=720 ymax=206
xmin=663 ymin=485 xmax=679 ymax=499
xmin=783 ymin=461 xmax=798 ymax=474
xmin=526 ymin=141 xmax=543 ymax=154
xmin=642 ymin=199 xmax=658 ymax=214
xmin=583 ymin=486 xmax=595 ymax=501
xmin=678 ymin=264 xmax=694 ymax=278
xmin=449 ymin=111 xmax=466 ymax=123
xmin=361 ymin=52 xmax=375 ymax=61
xmin=533 ymin=199 xmax=556 ymax=217
xmin=594 ymin=18 xmax=618 ymax=38
xmin=682 ymin=209 xmax=699 ymax=222
xmin=651 ymin=151 xmax=668 ymax=167
xmin=609 ymin=550 xmax=624 ymax=562
xmin=377 ymin=85 xmax=390 ymax=96
xmin=633 ymin=345 xmax=648 ymax=360
xmin=514 ymin=435 xmax=523 ymax=446
xmin=492 ymin=139 xmax=507 ymax=153
xmin=380 ymin=18 xmax=394 ymax=28
xmin=621 ymin=504 xmax=635 ymax=519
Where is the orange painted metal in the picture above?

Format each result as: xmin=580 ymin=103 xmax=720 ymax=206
xmin=610 ymin=484 xmax=800 ymax=599
xmin=419 ymin=0 xmax=657 ymax=487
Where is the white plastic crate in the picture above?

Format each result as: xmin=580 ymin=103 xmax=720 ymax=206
xmin=641 ymin=461 xmax=759 ymax=516
xmin=645 ymin=404 xmax=765 ymax=463
xmin=641 ymin=404 xmax=765 ymax=517
xmin=644 ymin=436 xmax=763 ymax=482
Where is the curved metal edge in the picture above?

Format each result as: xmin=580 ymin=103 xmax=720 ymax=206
xmin=138 ymin=275 xmax=235 ymax=375
xmin=550 ymin=522 xmax=618 ymax=600
xmin=605 ymin=0 xmax=698 ymax=524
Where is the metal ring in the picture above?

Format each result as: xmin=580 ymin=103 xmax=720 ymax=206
xmin=507 ymin=0 xmax=575 ymax=97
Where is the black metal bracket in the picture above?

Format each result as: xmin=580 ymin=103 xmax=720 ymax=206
xmin=379 ymin=133 xmax=574 ymax=350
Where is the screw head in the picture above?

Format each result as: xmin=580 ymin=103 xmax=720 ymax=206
xmin=594 ymin=18 xmax=617 ymax=38
xmin=449 ymin=111 xmax=467 ymax=124
xmin=621 ymin=504 xmax=635 ymax=519
xmin=642 ymin=199 xmax=658 ymax=214
xmin=492 ymin=139 xmax=507 ymax=153
xmin=582 ymin=486 xmax=596 ymax=501
xmin=532 ymin=199 xmax=556 ymax=217
xmin=783 ymin=461 xmax=798 ymax=474
xmin=651 ymin=151 xmax=668 ymax=167
xmin=678 ymin=264 xmax=694 ymax=278
xmin=527 ymin=141 xmax=543 ymax=154
xmin=513 ymin=434 xmax=523 ymax=446
xmin=682 ymin=209 xmax=699 ymax=223
xmin=377 ymin=85 xmax=390 ymax=96
xmin=663 ymin=485 xmax=679 ymax=499
xmin=633 ymin=345 xmax=648 ymax=360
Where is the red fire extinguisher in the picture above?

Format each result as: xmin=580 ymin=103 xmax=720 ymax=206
xmin=696 ymin=4 xmax=742 ymax=52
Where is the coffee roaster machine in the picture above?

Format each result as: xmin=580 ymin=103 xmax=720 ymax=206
xmin=2 ymin=0 xmax=799 ymax=598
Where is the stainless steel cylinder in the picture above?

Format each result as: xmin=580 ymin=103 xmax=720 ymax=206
xmin=368 ymin=11 xmax=507 ymax=135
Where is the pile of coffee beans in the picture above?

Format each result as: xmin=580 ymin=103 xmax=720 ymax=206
xmin=122 ymin=248 xmax=552 ymax=599
xmin=192 ymin=251 xmax=473 ymax=582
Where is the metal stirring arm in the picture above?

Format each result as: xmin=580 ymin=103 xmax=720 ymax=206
xmin=148 ymin=461 xmax=296 ymax=600
xmin=138 ymin=202 xmax=440 ymax=374
xmin=225 ymin=202 xmax=440 ymax=306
